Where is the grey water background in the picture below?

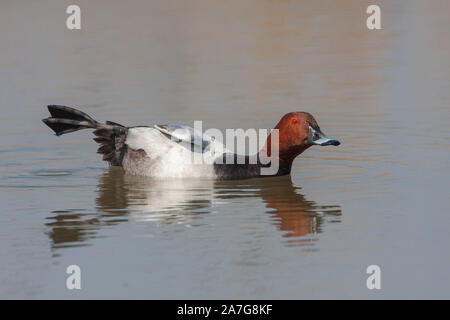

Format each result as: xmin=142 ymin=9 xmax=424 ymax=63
xmin=0 ymin=0 xmax=449 ymax=299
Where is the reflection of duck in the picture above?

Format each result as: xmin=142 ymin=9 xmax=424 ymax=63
xmin=214 ymin=175 xmax=341 ymax=238
xmin=46 ymin=168 xmax=341 ymax=248
xmin=97 ymin=167 xmax=215 ymax=223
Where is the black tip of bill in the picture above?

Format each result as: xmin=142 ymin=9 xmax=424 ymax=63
xmin=320 ymin=139 xmax=340 ymax=146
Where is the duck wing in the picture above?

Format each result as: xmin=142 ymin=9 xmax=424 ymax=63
xmin=154 ymin=124 xmax=214 ymax=152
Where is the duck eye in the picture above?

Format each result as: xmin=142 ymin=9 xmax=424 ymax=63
xmin=292 ymin=119 xmax=298 ymax=124
xmin=314 ymin=132 xmax=320 ymax=140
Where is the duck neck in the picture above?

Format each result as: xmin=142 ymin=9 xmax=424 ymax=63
xmin=259 ymin=134 xmax=309 ymax=176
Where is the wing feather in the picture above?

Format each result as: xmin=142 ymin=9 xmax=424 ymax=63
xmin=154 ymin=124 xmax=214 ymax=151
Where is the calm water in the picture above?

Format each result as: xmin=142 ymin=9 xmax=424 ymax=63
xmin=1 ymin=0 xmax=449 ymax=299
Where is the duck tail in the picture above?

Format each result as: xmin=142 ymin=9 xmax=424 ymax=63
xmin=42 ymin=105 xmax=128 ymax=166
xmin=42 ymin=105 xmax=100 ymax=136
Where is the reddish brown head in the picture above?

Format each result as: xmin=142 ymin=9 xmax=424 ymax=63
xmin=261 ymin=112 xmax=340 ymax=174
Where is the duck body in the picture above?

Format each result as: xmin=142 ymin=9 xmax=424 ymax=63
xmin=115 ymin=126 xmax=266 ymax=179
xmin=123 ymin=126 xmax=220 ymax=178
xmin=42 ymin=105 xmax=340 ymax=180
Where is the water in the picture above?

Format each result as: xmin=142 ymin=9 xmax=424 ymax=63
xmin=1 ymin=0 xmax=449 ymax=299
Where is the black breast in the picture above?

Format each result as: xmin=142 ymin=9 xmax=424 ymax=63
xmin=213 ymin=153 xmax=289 ymax=180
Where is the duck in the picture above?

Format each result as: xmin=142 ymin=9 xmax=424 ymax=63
xmin=42 ymin=105 xmax=340 ymax=180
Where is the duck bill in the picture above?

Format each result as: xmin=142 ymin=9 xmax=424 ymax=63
xmin=313 ymin=136 xmax=341 ymax=146
xmin=307 ymin=124 xmax=341 ymax=146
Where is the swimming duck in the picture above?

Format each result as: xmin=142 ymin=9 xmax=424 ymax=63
xmin=42 ymin=105 xmax=340 ymax=179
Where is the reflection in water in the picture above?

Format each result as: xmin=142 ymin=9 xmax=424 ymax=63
xmin=214 ymin=177 xmax=341 ymax=247
xmin=46 ymin=168 xmax=341 ymax=249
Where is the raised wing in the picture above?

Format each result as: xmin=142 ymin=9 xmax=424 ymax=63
xmin=154 ymin=124 xmax=214 ymax=152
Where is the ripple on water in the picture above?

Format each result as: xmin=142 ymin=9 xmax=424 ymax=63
xmin=33 ymin=169 xmax=73 ymax=177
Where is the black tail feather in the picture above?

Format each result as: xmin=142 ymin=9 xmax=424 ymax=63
xmin=47 ymin=105 xmax=97 ymax=123
xmin=42 ymin=105 xmax=99 ymax=136
xmin=43 ymin=105 xmax=128 ymax=166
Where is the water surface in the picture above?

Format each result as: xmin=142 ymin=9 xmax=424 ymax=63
xmin=0 ymin=0 xmax=449 ymax=299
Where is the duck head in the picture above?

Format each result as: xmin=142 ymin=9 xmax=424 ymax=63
xmin=262 ymin=112 xmax=340 ymax=174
